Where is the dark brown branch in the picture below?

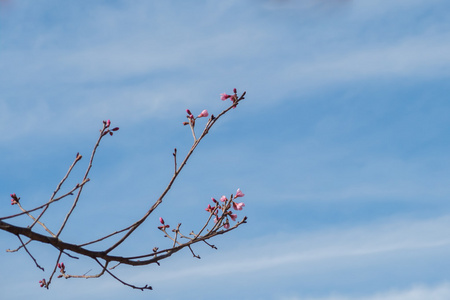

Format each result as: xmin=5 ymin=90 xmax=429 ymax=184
xmin=1 ymin=91 xmax=248 ymax=290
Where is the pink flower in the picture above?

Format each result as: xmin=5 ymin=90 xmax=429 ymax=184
xmin=230 ymin=213 xmax=238 ymax=221
xmin=220 ymin=93 xmax=231 ymax=101
xmin=197 ymin=109 xmax=209 ymax=118
xmin=220 ymin=195 xmax=227 ymax=202
xmin=233 ymin=202 xmax=245 ymax=211
xmin=224 ymin=222 xmax=230 ymax=229
xmin=234 ymin=188 xmax=245 ymax=198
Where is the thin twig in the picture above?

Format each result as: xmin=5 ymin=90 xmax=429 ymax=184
xmin=0 ymin=179 xmax=89 ymax=221
xmin=104 ymin=97 xmax=245 ymax=254
xmin=95 ymin=258 xmax=152 ymax=291
xmin=18 ymin=235 xmax=44 ymax=271
xmin=56 ymin=125 xmax=108 ymax=237
xmin=16 ymin=202 xmax=56 ymax=236
xmin=45 ymin=251 xmax=63 ymax=289
xmin=30 ymin=153 xmax=83 ymax=230
xmin=1 ymin=92 xmax=248 ymax=290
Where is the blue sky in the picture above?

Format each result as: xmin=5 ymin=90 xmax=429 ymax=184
xmin=1 ymin=0 xmax=450 ymax=299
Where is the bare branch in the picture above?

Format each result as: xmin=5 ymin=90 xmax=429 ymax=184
xmin=17 ymin=235 xmax=44 ymax=272
xmin=1 ymin=90 xmax=248 ymax=291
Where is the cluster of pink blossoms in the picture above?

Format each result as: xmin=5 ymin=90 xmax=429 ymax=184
xmin=39 ymin=278 xmax=46 ymax=288
xmin=159 ymin=90 xmax=245 ymax=232
xmin=10 ymin=193 xmax=19 ymax=205
xmin=102 ymin=119 xmax=120 ymax=136
xmin=183 ymin=109 xmax=209 ymax=126
xmin=56 ymin=262 xmax=66 ymax=278
xmin=220 ymin=88 xmax=239 ymax=108
xmin=206 ymin=188 xmax=245 ymax=230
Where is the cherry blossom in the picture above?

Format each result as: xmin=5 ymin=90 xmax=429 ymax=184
xmin=234 ymin=188 xmax=245 ymax=198
xmin=197 ymin=110 xmax=209 ymax=118
xmin=220 ymin=93 xmax=231 ymax=101
xmin=233 ymin=202 xmax=245 ymax=211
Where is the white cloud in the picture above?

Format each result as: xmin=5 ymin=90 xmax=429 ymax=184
xmin=133 ymin=215 xmax=450 ymax=287
xmin=285 ymin=282 xmax=450 ymax=300
xmin=279 ymin=32 xmax=450 ymax=91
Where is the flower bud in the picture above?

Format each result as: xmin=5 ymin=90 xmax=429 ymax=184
xmin=197 ymin=110 xmax=209 ymax=118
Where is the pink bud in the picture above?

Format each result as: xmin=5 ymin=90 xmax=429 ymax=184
xmin=233 ymin=88 xmax=237 ymax=94
xmin=106 ymin=120 xmax=111 ymax=128
xmin=10 ymin=193 xmax=19 ymax=205
xmin=224 ymin=222 xmax=230 ymax=229
xmin=186 ymin=109 xmax=192 ymax=115
xmin=159 ymin=217 xmax=165 ymax=224
xmin=197 ymin=110 xmax=209 ymax=118
xmin=220 ymin=195 xmax=227 ymax=202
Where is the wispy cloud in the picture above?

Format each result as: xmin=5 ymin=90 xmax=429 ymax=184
xmin=1 ymin=1 xmax=450 ymax=299
xmin=285 ymin=282 xmax=450 ymax=300
xmin=136 ymin=215 xmax=450 ymax=289
xmin=280 ymin=33 xmax=450 ymax=90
